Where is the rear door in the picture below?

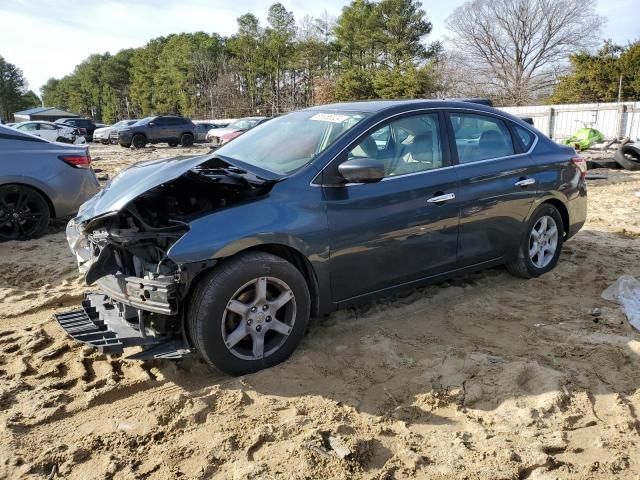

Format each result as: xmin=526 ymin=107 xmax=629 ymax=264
xmin=324 ymin=111 xmax=460 ymax=301
xmin=447 ymin=110 xmax=542 ymax=266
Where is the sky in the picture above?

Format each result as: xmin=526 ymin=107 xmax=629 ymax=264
xmin=1 ymin=0 xmax=638 ymax=95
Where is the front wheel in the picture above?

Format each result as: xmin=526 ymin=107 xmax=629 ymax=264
xmin=506 ymin=204 xmax=564 ymax=279
xmin=188 ymin=252 xmax=310 ymax=376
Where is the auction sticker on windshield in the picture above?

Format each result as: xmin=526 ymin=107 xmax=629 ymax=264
xmin=309 ymin=113 xmax=350 ymax=123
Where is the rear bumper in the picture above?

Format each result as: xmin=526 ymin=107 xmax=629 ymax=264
xmin=566 ymin=184 xmax=587 ymax=239
xmin=54 ymin=292 xmax=190 ymax=359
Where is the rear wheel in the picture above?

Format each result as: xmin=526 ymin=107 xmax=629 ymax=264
xmin=0 ymin=185 xmax=50 ymax=241
xmin=132 ymin=134 xmax=146 ymax=149
xmin=506 ymin=204 xmax=564 ymax=279
xmin=180 ymin=133 xmax=194 ymax=147
xmin=188 ymin=252 xmax=310 ymax=376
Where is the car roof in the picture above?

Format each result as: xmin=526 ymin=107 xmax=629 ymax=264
xmin=304 ymin=99 xmax=498 ymax=114
xmin=15 ymin=120 xmax=58 ymax=126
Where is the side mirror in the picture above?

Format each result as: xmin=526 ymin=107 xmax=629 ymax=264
xmin=148 ymin=122 xmax=155 ymax=128
xmin=338 ymin=158 xmax=385 ymax=184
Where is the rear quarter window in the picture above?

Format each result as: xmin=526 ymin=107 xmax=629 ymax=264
xmin=514 ymin=125 xmax=535 ymax=150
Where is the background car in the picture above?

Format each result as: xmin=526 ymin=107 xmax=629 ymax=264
xmin=13 ymin=121 xmax=79 ymax=143
xmin=116 ymin=115 xmax=196 ymax=148
xmin=93 ymin=119 xmax=138 ymax=144
xmin=215 ymin=117 xmax=273 ymax=146
xmin=0 ymin=124 xmax=99 ymax=241
xmin=55 ymin=117 xmax=97 ymax=141
xmin=206 ymin=116 xmax=268 ymax=146
xmin=193 ymin=122 xmax=218 ymax=142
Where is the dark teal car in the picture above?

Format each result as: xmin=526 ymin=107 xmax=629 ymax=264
xmin=57 ymin=100 xmax=587 ymax=375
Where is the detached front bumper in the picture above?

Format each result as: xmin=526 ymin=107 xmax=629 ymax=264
xmin=55 ymin=292 xmax=190 ymax=360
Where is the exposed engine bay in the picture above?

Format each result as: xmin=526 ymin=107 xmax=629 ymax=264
xmin=81 ymin=158 xmax=276 ymax=286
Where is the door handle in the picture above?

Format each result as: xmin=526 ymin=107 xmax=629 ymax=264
xmin=515 ymin=178 xmax=536 ymax=187
xmin=427 ymin=192 xmax=456 ymax=204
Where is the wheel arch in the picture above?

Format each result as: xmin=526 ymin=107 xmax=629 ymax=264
xmin=181 ymin=241 xmax=322 ymax=319
xmin=539 ymin=198 xmax=570 ymax=240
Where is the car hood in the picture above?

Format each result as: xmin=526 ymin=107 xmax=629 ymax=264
xmin=208 ymin=127 xmax=238 ymax=137
xmin=93 ymin=126 xmax=112 ymax=135
xmin=77 ymin=154 xmax=213 ymax=219
xmin=76 ymin=154 xmax=281 ymax=222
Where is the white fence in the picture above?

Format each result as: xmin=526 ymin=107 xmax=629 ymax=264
xmin=499 ymin=102 xmax=640 ymax=142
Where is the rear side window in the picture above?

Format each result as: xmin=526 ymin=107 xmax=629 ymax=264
xmin=450 ymin=113 xmax=515 ymax=163
xmin=514 ymin=125 xmax=535 ymax=150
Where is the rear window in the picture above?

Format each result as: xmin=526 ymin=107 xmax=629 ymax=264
xmin=514 ymin=125 xmax=535 ymax=150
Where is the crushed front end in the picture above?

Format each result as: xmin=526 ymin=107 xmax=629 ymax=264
xmin=56 ymin=157 xmax=276 ymax=360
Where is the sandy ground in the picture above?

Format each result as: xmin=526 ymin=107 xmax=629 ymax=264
xmin=1 ymin=143 xmax=640 ymax=479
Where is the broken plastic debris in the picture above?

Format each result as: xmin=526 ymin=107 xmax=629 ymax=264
xmin=601 ymin=275 xmax=640 ymax=331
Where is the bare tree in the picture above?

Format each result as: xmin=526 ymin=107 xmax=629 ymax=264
xmin=446 ymin=0 xmax=604 ymax=105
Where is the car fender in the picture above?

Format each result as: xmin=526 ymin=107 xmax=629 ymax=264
xmin=166 ymin=199 xmax=331 ymax=310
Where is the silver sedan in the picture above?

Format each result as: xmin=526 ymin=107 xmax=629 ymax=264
xmin=0 ymin=125 xmax=100 ymax=240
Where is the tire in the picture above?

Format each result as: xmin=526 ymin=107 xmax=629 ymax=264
xmin=188 ymin=252 xmax=310 ymax=376
xmin=614 ymin=148 xmax=640 ymax=171
xmin=180 ymin=133 xmax=194 ymax=147
xmin=132 ymin=134 xmax=146 ymax=149
xmin=505 ymin=203 xmax=564 ymax=279
xmin=0 ymin=185 xmax=50 ymax=241
xmin=168 ymin=142 xmax=179 ymax=147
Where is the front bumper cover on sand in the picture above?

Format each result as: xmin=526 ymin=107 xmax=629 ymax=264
xmin=54 ymin=292 xmax=190 ymax=360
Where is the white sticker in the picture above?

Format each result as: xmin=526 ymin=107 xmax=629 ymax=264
xmin=309 ymin=113 xmax=350 ymax=123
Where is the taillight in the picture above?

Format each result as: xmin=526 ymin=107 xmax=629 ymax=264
xmin=59 ymin=154 xmax=91 ymax=168
xmin=570 ymin=155 xmax=587 ymax=178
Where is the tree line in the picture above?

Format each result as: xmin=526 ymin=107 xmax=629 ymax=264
xmin=38 ymin=0 xmax=442 ymax=123
xmin=1 ymin=0 xmax=638 ymax=123
xmin=0 ymin=56 xmax=40 ymax=121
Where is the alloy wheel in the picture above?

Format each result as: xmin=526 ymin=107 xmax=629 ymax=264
xmin=0 ymin=186 xmax=48 ymax=241
xmin=528 ymin=215 xmax=558 ymax=268
xmin=221 ymin=276 xmax=296 ymax=361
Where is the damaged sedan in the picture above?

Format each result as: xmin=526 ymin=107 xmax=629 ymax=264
xmin=57 ymin=100 xmax=587 ymax=375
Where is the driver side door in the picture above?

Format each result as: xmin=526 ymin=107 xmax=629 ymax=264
xmin=323 ymin=111 xmax=460 ymax=303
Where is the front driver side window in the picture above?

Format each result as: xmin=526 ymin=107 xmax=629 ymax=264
xmin=347 ymin=113 xmax=443 ymax=178
xmin=450 ymin=113 xmax=515 ymax=163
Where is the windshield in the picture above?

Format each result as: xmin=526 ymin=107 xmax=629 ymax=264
xmin=216 ymin=110 xmax=367 ymax=175
xmin=134 ymin=117 xmax=154 ymax=126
